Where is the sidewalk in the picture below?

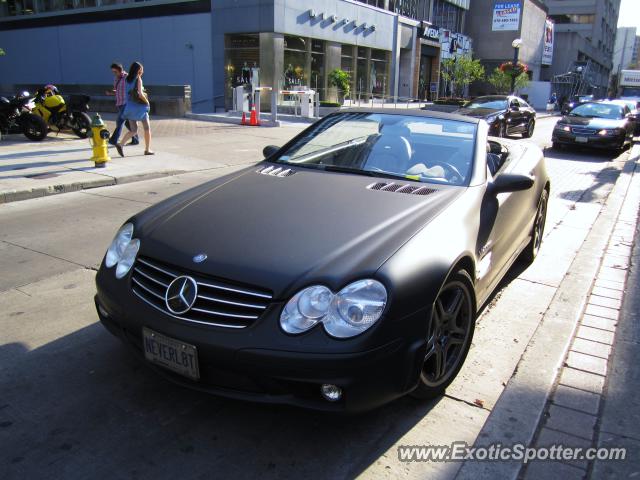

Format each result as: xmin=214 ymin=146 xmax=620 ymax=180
xmin=455 ymin=143 xmax=640 ymax=480
xmin=0 ymin=116 xmax=304 ymax=204
xmin=521 ymin=149 xmax=640 ymax=479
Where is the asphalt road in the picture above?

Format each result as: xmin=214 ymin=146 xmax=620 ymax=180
xmin=0 ymin=116 xmax=632 ymax=479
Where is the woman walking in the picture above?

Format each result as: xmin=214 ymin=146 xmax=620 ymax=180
xmin=116 ymin=61 xmax=154 ymax=156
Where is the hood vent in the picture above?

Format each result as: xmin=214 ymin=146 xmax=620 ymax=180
xmin=256 ymin=166 xmax=296 ymax=177
xmin=367 ymin=182 xmax=437 ymax=196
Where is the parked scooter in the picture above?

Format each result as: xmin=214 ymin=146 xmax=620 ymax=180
xmin=32 ymin=84 xmax=92 ymax=138
xmin=0 ymin=91 xmax=48 ymax=141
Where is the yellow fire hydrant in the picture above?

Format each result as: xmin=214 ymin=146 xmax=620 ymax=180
xmin=90 ymin=113 xmax=111 ymax=168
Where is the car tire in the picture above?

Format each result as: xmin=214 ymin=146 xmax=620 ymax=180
xmin=411 ymin=269 xmax=476 ymax=400
xmin=521 ymin=189 xmax=548 ymax=264
xmin=523 ymin=120 xmax=535 ymax=138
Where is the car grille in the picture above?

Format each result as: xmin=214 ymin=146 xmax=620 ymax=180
xmin=131 ymin=256 xmax=273 ymax=328
xmin=571 ymin=127 xmax=596 ymax=135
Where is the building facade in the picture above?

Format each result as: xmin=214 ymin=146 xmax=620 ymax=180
xmin=612 ymin=27 xmax=638 ymax=72
xmin=542 ymin=0 xmax=621 ymax=96
xmin=466 ymin=0 xmax=549 ymax=90
xmin=0 ymin=0 xmax=472 ymax=112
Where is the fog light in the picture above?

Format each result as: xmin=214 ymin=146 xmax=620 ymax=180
xmin=320 ymin=384 xmax=342 ymax=402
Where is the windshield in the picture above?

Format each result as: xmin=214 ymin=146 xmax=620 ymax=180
xmin=464 ymin=97 xmax=508 ymax=110
xmin=613 ymin=100 xmax=636 ymax=110
xmin=568 ymin=103 xmax=624 ymax=119
xmin=273 ymin=112 xmax=477 ymax=186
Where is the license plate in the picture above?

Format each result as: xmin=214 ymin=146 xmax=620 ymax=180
xmin=575 ymin=136 xmax=588 ymax=143
xmin=142 ymin=327 xmax=200 ymax=380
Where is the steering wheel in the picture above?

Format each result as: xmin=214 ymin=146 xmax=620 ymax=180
xmin=425 ymin=160 xmax=464 ymax=183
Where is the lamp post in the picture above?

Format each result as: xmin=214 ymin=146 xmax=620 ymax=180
xmin=511 ymin=38 xmax=522 ymax=94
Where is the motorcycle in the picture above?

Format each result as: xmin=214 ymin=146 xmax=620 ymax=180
xmin=0 ymin=91 xmax=49 ymax=141
xmin=32 ymin=86 xmax=92 ymax=138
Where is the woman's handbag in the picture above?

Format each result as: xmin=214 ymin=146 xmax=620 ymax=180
xmin=130 ymin=79 xmax=149 ymax=105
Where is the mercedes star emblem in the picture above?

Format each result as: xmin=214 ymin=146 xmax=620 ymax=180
xmin=193 ymin=253 xmax=207 ymax=263
xmin=165 ymin=276 xmax=198 ymax=315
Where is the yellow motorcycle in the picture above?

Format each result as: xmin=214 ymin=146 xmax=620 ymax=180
xmin=32 ymin=85 xmax=92 ymax=138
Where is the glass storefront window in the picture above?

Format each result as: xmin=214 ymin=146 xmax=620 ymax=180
xmin=310 ymin=40 xmax=325 ymax=100
xmin=370 ymin=49 xmax=389 ymax=96
xmin=433 ymin=0 xmax=465 ymax=32
xmin=224 ymin=34 xmax=260 ymax=109
xmin=0 ymin=0 xmax=198 ymax=18
xmin=341 ymin=45 xmax=355 ymax=95
xmin=284 ymin=35 xmax=308 ymax=89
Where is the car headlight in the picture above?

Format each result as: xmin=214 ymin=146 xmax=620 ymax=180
xmin=324 ymin=280 xmax=387 ymax=338
xmin=280 ymin=279 xmax=387 ymax=338
xmin=115 ymin=239 xmax=140 ymax=279
xmin=105 ymin=223 xmax=133 ymax=268
xmin=280 ymin=285 xmax=333 ymax=334
xmin=555 ymin=124 xmax=570 ymax=132
xmin=597 ymin=128 xmax=623 ymax=136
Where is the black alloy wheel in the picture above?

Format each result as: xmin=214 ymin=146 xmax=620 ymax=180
xmin=523 ymin=120 xmax=535 ymax=138
xmin=412 ymin=270 xmax=476 ymax=400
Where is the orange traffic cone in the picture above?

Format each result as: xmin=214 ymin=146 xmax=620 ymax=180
xmin=241 ymin=111 xmax=247 ymax=125
xmin=249 ymin=107 xmax=259 ymax=126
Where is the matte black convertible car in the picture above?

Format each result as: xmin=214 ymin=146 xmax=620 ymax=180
xmin=453 ymin=95 xmax=536 ymax=138
xmin=95 ymin=110 xmax=549 ymax=412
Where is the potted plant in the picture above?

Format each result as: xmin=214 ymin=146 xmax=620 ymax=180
xmin=328 ymin=68 xmax=351 ymax=105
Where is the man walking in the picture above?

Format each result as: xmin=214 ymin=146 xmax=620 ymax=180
xmin=106 ymin=63 xmax=138 ymax=146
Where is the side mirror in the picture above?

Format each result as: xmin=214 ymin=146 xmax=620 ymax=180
xmin=263 ymin=145 xmax=279 ymax=158
xmin=490 ymin=173 xmax=534 ymax=194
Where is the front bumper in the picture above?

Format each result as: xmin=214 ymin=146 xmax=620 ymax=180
xmin=95 ymin=267 xmax=428 ymax=413
xmin=552 ymin=130 xmax=626 ymax=150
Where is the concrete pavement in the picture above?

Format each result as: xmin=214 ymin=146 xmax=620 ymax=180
xmin=0 ymin=116 xmax=638 ymax=479
xmin=0 ymin=115 xmax=304 ymax=204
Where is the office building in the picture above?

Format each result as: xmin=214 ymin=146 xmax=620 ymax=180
xmin=613 ymin=27 xmax=638 ymax=72
xmin=542 ymin=0 xmax=621 ymax=96
xmin=0 ymin=0 xmax=473 ymax=112
xmin=466 ymin=0 xmax=549 ymax=86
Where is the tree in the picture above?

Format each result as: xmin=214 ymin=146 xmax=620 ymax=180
xmin=440 ymin=55 xmax=485 ymax=98
xmin=328 ymin=68 xmax=351 ymax=102
xmin=488 ymin=67 xmax=529 ymax=94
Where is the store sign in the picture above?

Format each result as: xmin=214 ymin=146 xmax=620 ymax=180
xmin=440 ymin=30 xmax=472 ymax=60
xmin=419 ymin=24 xmax=441 ymax=42
xmin=492 ymin=2 xmax=521 ymax=31
xmin=542 ymin=19 xmax=554 ymax=65
xmin=621 ymin=71 xmax=640 ymax=86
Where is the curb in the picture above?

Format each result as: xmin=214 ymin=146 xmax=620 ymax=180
xmin=0 ymin=169 xmax=186 ymax=205
xmin=455 ymin=143 xmax=639 ymax=480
